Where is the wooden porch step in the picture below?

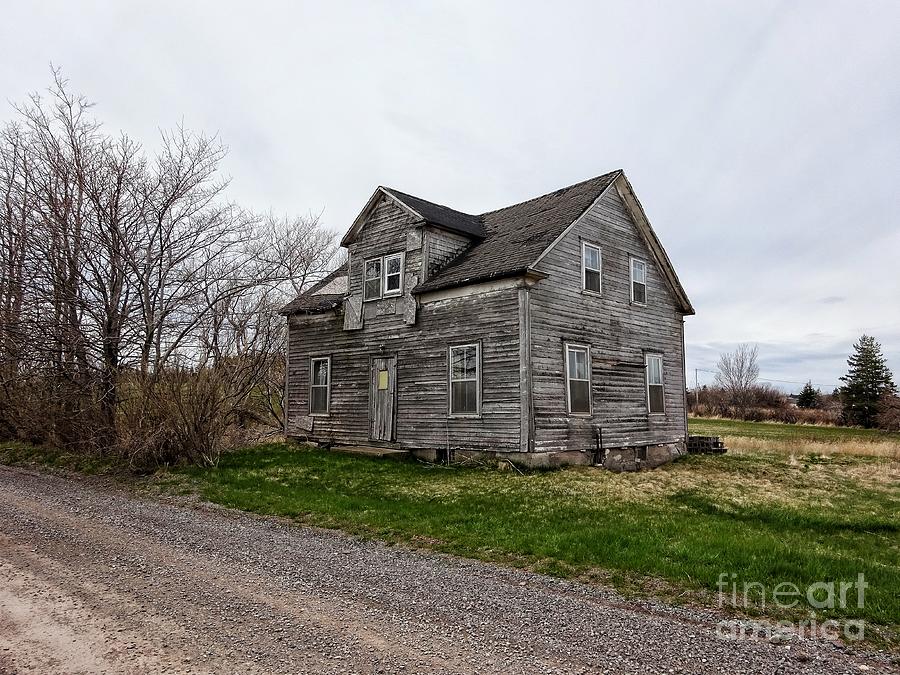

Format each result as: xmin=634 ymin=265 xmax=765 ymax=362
xmin=330 ymin=445 xmax=411 ymax=460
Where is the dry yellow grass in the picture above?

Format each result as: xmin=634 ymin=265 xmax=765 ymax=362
xmin=725 ymin=435 xmax=900 ymax=460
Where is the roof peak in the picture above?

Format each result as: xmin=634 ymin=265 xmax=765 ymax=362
xmin=382 ymin=170 xmax=625 ymax=222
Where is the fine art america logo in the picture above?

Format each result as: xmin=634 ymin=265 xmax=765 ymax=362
xmin=715 ymin=573 xmax=868 ymax=642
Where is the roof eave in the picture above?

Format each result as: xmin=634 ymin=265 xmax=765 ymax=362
xmin=280 ymin=299 xmax=344 ymax=317
xmin=613 ymin=173 xmax=695 ymax=316
xmin=412 ymin=267 xmax=547 ymax=295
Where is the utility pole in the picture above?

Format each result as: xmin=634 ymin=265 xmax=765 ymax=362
xmin=695 ymin=368 xmax=700 ymax=407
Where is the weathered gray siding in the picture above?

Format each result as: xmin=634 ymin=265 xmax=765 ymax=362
xmin=424 ymin=226 xmax=472 ymax=280
xmin=528 ymin=184 xmax=687 ymax=453
xmin=287 ymin=287 xmax=522 ymax=452
xmin=287 ymin=180 xmax=688 ymax=460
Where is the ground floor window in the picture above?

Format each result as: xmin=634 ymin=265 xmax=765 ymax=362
xmin=646 ymin=353 xmax=664 ymax=414
xmin=310 ymin=356 xmax=331 ymax=415
xmin=565 ymin=343 xmax=591 ymax=414
xmin=449 ymin=343 xmax=479 ymax=415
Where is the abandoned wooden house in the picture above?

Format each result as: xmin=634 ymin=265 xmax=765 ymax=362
xmin=281 ymin=170 xmax=694 ymax=470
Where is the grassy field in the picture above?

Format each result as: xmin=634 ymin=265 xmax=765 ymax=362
xmin=4 ymin=420 xmax=899 ymax=646
xmin=689 ymin=416 xmax=900 ymax=460
xmin=159 ymin=433 xmax=900 ymax=646
xmin=689 ymin=416 xmax=899 ymax=443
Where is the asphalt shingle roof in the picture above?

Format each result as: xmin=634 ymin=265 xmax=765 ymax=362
xmin=279 ymin=264 xmax=348 ymax=315
xmin=414 ymin=170 xmax=621 ymax=293
xmin=282 ymin=170 xmax=623 ymax=313
xmin=381 ymin=187 xmax=486 ymax=239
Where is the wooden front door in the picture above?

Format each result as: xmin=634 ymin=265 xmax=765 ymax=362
xmin=370 ymin=356 xmax=396 ymax=441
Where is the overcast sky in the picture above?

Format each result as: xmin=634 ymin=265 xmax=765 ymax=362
xmin=3 ymin=0 xmax=898 ymax=392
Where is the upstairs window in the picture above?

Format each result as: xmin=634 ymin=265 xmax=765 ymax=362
xmin=565 ymin=343 xmax=591 ymax=414
xmin=646 ymin=354 xmax=664 ymax=414
xmin=582 ymin=242 xmax=602 ymax=293
xmin=449 ymin=344 xmax=479 ymax=415
xmin=363 ymin=253 xmax=404 ymax=300
xmin=384 ymin=253 xmax=403 ymax=296
xmin=364 ymin=259 xmax=382 ymax=300
xmin=631 ymin=258 xmax=647 ymax=305
xmin=310 ymin=356 xmax=331 ymax=415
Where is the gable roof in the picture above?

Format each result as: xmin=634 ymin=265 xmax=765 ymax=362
xmin=288 ymin=170 xmax=693 ymax=316
xmin=381 ymin=187 xmax=485 ymax=238
xmin=413 ymin=171 xmax=621 ymax=295
xmin=340 ymin=186 xmax=484 ymax=246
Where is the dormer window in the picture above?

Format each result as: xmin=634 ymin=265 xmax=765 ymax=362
xmin=364 ymin=259 xmax=382 ymax=300
xmin=364 ymin=253 xmax=404 ymax=301
xmin=384 ymin=253 xmax=403 ymax=296
xmin=582 ymin=242 xmax=602 ymax=294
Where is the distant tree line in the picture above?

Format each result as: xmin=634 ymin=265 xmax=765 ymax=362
xmin=0 ymin=72 xmax=336 ymax=466
xmin=690 ymin=337 xmax=898 ymax=430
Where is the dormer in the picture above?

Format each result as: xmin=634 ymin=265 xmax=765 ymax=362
xmin=339 ymin=187 xmax=484 ymax=329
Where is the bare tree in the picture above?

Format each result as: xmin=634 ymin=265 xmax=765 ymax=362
xmin=0 ymin=70 xmax=338 ymax=465
xmin=715 ymin=343 xmax=760 ymax=413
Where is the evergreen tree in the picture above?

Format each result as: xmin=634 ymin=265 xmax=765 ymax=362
xmin=796 ymin=381 xmax=820 ymax=409
xmin=839 ymin=335 xmax=897 ymax=427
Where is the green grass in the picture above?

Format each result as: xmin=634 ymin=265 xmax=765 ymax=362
xmin=5 ymin=430 xmax=898 ymax=647
xmin=170 ymin=442 xmax=900 ymax=645
xmin=0 ymin=441 xmax=123 ymax=475
xmin=689 ymin=416 xmax=900 ymax=443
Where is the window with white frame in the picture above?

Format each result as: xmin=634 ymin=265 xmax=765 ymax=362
xmin=565 ymin=343 xmax=591 ymax=414
xmin=449 ymin=344 xmax=479 ymax=415
xmin=646 ymin=354 xmax=664 ymax=414
xmin=582 ymin=242 xmax=602 ymax=293
xmin=363 ymin=253 xmax=404 ymax=300
xmin=383 ymin=253 xmax=403 ymax=296
xmin=631 ymin=258 xmax=647 ymax=305
xmin=309 ymin=356 xmax=331 ymax=415
xmin=363 ymin=259 xmax=382 ymax=300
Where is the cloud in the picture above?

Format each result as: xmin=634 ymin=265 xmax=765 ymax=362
xmin=2 ymin=0 xmax=898 ymax=393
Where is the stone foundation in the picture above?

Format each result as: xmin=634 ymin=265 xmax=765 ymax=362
xmin=600 ymin=442 xmax=686 ymax=471
xmin=410 ymin=441 xmax=686 ymax=471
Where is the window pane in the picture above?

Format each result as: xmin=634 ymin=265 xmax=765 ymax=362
xmin=365 ymin=259 xmax=381 ymax=279
xmin=463 ymin=347 xmax=477 ymax=378
xmin=451 ymin=346 xmax=477 ymax=381
xmin=451 ymin=380 xmax=478 ymax=414
xmin=567 ymin=347 xmax=588 ymax=380
xmin=583 ymin=245 xmax=600 ymax=270
xmin=569 ymin=380 xmax=591 ymax=413
xmin=632 ymin=281 xmax=646 ymax=304
xmin=385 ymin=272 xmax=401 ymax=292
xmin=450 ymin=348 xmax=464 ymax=380
xmin=312 ymin=359 xmax=328 ymax=385
xmin=647 ymin=356 xmax=662 ymax=385
xmin=311 ymin=386 xmax=328 ymax=414
xmin=584 ymin=269 xmax=601 ymax=293
xmin=632 ymin=259 xmax=646 ymax=283
xmin=386 ymin=256 xmax=401 ymax=274
xmin=364 ymin=278 xmax=381 ymax=299
xmin=649 ymin=384 xmax=664 ymax=413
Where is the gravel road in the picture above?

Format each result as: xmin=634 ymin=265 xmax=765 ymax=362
xmin=0 ymin=464 xmax=893 ymax=674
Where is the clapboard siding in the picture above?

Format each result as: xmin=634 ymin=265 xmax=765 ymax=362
xmin=347 ymin=197 xmax=419 ymax=296
xmin=287 ymin=287 xmax=523 ymax=452
xmin=285 ymin=176 xmax=690 ymax=461
xmin=529 ymin=185 xmax=687 ymax=453
xmin=424 ymin=226 xmax=472 ymax=280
